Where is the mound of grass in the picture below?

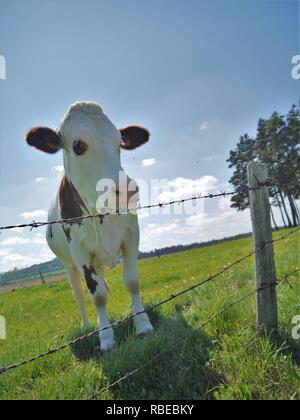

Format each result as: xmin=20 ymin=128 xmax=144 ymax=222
xmin=0 ymin=229 xmax=299 ymax=400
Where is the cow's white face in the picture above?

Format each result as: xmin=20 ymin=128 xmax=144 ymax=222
xmin=60 ymin=103 xmax=123 ymax=204
xmin=25 ymin=101 xmax=150 ymax=209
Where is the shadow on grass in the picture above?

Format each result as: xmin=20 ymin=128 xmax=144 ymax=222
xmin=272 ymin=333 xmax=300 ymax=366
xmin=68 ymin=309 xmax=226 ymax=400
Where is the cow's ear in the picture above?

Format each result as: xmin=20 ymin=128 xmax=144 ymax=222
xmin=119 ymin=125 xmax=150 ymax=150
xmin=25 ymin=127 xmax=61 ymax=154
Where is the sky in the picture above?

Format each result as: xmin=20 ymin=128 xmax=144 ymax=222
xmin=0 ymin=0 xmax=299 ymax=272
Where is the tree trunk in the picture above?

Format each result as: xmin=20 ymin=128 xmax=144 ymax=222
xmin=293 ymin=198 xmax=300 ymax=221
xmin=288 ymin=194 xmax=299 ymax=226
xmin=270 ymin=206 xmax=278 ymax=230
xmin=278 ymin=189 xmax=293 ymax=227
xmin=275 ymin=193 xmax=287 ymax=228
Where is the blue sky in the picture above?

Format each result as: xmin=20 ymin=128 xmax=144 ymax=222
xmin=0 ymin=0 xmax=299 ymax=272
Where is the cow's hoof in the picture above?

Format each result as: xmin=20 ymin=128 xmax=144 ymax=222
xmin=100 ymin=339 xmax=115 ymax=352
xmin=136 ymin=323 xmax=154 ymax=337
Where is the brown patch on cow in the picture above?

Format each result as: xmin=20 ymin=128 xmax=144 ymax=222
xmin=63 ymin=225 xmax=72 ymax=243
xmin=59 ymin=176 xmax=88 ymax=222
xmin=83 ymin=265 xmax=98 ymax=295
xmin=59 ymin=176 xmax=89 ymax=242
xmin=25 ymin=126 xmax=61 ymax=154
xmin=94 ymin=294 xmax=107 ymax=307
xmin=46 ymin=224 xmax=53 ymax=240
xmin=128 ymin=279 xmax=140 ymax=294
xmin=119 ymin=125 xmax=150 ymax=150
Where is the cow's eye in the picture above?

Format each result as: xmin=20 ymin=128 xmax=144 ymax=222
xmin=73 ymin=140 xmax=88 ymax=156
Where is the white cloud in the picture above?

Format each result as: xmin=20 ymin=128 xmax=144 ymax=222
xmin=35 ymin=177 xmax=47 ymax=183
xmin=202 ymin=155 xmax=221 ymax=162
xmin=0 ymin=249 xmax=13 ymax=257
xmin=1 ymin=253 xmax=28 ymax=265
xmin=185 ymin=196 xmax=251 ymax=230
xmin=185 ymin=212 xmax=214 ymax=227
xmin=19 ymin=210 xmax=47 ymax=220
xmin=52 ymin=165 xmax=64 ymax=174
xmin=142 ymin=158 xmax=156 ymax=167
xmin=0 ymin=237 xmax=30 ymax=246
xmin=141 ymin=220 xmax=181 ymax=250
xmin=139 ymin=193 xmax=253 ymax=252
xmin=0 ymin=247 xmax=55 ymax=273
xmin=32 ymin=233 xmax=47 ymax=245
xmin=199 ymin=122 xmax=208 ymax=130
xmin=138 ymin=209 xmax=151 ymax=219
xmin=157 ymin=176 xmax=220 ymax=202
xmin=0 ymin=233 xmax=46 ymax=249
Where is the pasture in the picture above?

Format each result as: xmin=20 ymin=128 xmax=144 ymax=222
xmin=0 ymin=229 xmax=299 ymax=400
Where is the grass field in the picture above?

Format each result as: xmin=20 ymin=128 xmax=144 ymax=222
xmin=0 ymin=229 xmax=299 ymax=400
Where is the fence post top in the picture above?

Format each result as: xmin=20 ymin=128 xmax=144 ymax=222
xmin=247 ymin=161 xmax=268 ymax=171
xmin=247 ymin=161 xmax=269 ymax=186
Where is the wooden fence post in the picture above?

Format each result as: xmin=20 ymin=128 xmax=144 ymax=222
xmin=38 ymin=269 xmax=45 ymax=285
xmin=247 ymin=162 xmax=278 ymax=334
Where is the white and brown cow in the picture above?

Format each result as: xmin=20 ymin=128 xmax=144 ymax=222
xmin=25 ymin=101 xmax=153 ymax=351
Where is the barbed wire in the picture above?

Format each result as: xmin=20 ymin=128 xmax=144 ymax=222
xmin=0 ymin=182 xmax=273 ymax=232
xmin=0 ymin=226 xmax=298 ymax=376
xmin=87 ymin=268 xmax=300 ymax=400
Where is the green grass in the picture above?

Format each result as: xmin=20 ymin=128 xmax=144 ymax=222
xmin=0 ymin=229 xmax=299 ymax=400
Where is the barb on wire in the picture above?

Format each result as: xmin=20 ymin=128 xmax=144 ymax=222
xmin=0 ymin=182 xmax=274 ymax=232
xmin=87 ymin=268 xmax=299 ymax=400
xmin=0 ymin=227 xmax=298 ymax=376
xmin=279 ymin=268 xmax=299 ymax=289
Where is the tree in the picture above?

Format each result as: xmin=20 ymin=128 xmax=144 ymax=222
xmin=256 ymin=113 xmax=293 ymax=227
xmin=227 ymin=134 xmax=256 ymax=211
xmin=282 ymin=104 xmax=300 ymax=225
xmin=227 ymin=103 xmax=300 ymax=228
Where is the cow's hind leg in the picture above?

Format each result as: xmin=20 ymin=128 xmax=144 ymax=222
xmin=65 ymin=265 xmax=90 ymax=330
xmin=123 ymin=239 xmax=154 ymax=336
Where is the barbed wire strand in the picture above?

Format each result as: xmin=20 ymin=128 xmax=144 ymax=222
xmin=87 ymin=268 xmax=299 ymax=400
xmin=0 ymin=183 xmax=273 ymax=232
xmin=0 ymin=227 xmax=298 ymax=376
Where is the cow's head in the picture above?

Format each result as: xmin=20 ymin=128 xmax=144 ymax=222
xmin=25 ymin=102 xmax=149 ymax=209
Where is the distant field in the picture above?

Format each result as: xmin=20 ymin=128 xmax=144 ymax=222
xmin=0 ymin=269 xmax=67 ymax=288
xmin=0 ymin=273 xmax=67 ymax=294
xmin=0 ymin=229 xmax=299 ymax=400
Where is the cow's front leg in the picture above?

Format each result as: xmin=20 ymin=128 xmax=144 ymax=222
xmin=123 ymin=236 xmax=154 ymax=336
xmin=82 ymin=264 xmax=115 ymax=351
xmin=69 ymin=241 xmax=114 ymax=351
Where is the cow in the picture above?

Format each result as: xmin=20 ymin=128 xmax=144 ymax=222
xmin=25 ymin=101 xmax=154 ymax=351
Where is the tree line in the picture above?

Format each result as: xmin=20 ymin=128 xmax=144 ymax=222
xmin=227 ymin=103 xmax=300 ymax=229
